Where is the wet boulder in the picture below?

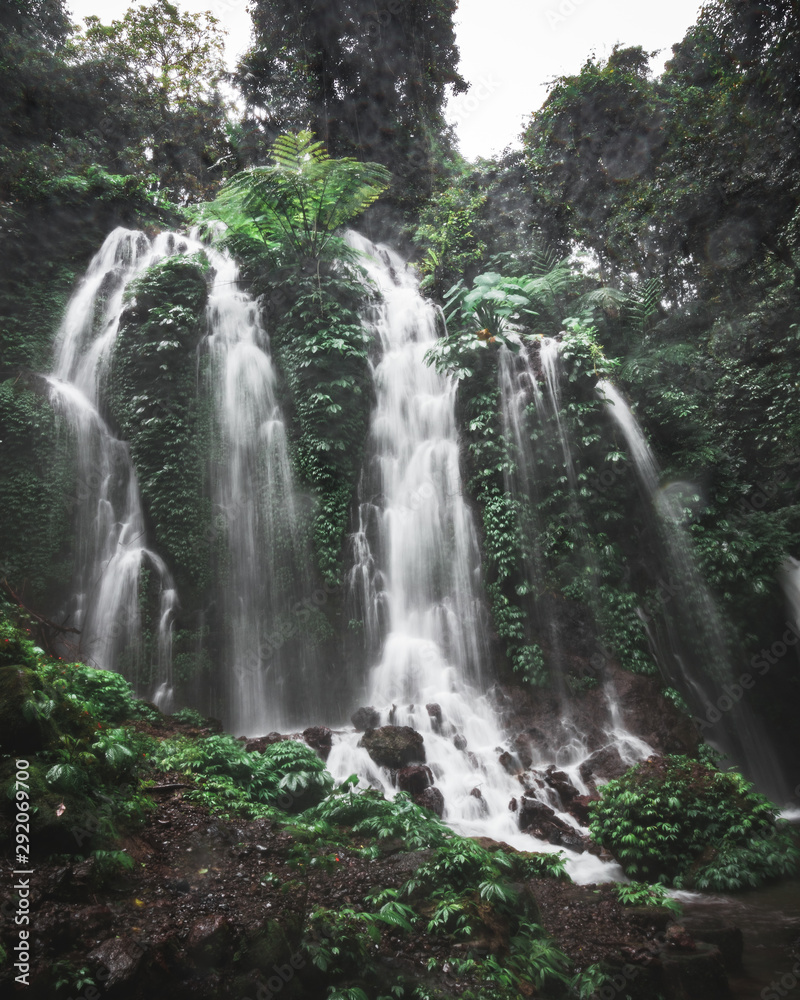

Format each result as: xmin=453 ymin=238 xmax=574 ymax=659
xmin=303 ymin=726 xmax=332 ymax=760
xmin=680 ymin=916 xmax=743 ymax=972
xmin=512 ymin=734 xmax=534 ymax=769
xmin=518 ymin=795 xmax=589 ymax=851
xmin=414 ymin=786 xmax=444 ymax=817
xmin=578 ymin=746 xmax=628 ymax=786
xmin=396 ymin=764 xmax=433 ymax=795
xmin=351 ymin=705 xmax=381 ymax=731
xmin=87 ymin=936 xmax=146 ymax=989
xmin=659 ymin=942 xmax=728 ymax=1000
xmin=187 ymin=914 xmax=232 ymax=965
xmin=453 ymin=733 xmax=468 ymax=751
xmin=359 ymin=725 xmax=425 ymax=768
xmin=544 ymin=766 xmax=581 ymax=809
xmin=567 ymin=793 xmax=600 ymax=826
xmin=426 ymin=703 xmax=442 ymax=732
xmin=245 ymin=733 xmax=289 ymax=753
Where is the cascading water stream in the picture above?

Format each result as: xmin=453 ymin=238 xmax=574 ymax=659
xmin=203 ymin=245 xmax=320 ymax=735
xmin=49 ymin=228 xmax=183 ymax=692
xmin=598 ymin=379 xmax=787 ymax=800
xmin=328 ymin=237 xmax=650 ymax=881
xmin=47 ymin=226 xmax=319 ymax=728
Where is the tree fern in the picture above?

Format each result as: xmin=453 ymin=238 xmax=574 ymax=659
xmin=208 ymin=131 xmax=391 ymax=265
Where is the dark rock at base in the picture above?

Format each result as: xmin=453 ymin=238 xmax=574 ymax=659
xmin=680 ymin=916 xmax=743 ymax=972
xmin=414 ymin=786 xmax=445 ymax=817
xmin=453 ymin=733 xmax=468 ymax=751
xmin=303 ymin=726 xmax=332 ymax=760
xmin=246 ymin=733 xmax=289 ymax=753
xmin=518 ymin=796 xmax=588 ymax=851
xmin=187 ymin=914 xmax=231 ymax=965
xmin=659 ymin=941 xmax=728 ymax=999
xmin=87 ymin=935 xmax=146 ymax=988
xmin=396 ymin=764 xmax=434 ymax=795
xmin=360 ymin=725 xmax=425 ymax=769
xmin=351 ymin=706 xmax=381 ymax=731
xmin=579 ymin=745 xmax=628 ymax=785
xmin=665 ymin=924 xmax=696 ymax=951
xmin=240 ymin=918 xmax=299 ymax=972
xmin=72 ymin=905 xmax=113 ymax=944
xmin=567 ymin=793 xmax=600 ymax=826
xmin=545 ymin=765 xmax=581 ymax=808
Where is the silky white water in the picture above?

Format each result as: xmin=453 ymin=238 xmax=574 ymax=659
xmin=330 ymin=237 xmax=651 ymax=881
xmin=598 ymin=379 xmax=787 ymax=800
xmin=48 ymin=227 xmax=319 ymax=726
xmin=49 ymin=229 xmax=182 ymax=691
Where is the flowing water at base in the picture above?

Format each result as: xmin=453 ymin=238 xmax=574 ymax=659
xmin=677 ymin=876 xmax=800 ymax=999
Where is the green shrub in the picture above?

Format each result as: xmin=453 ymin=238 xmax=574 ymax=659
xmin=155 ymin=735 xmax=333 ymax=816
xmin=590 ymin=755 xmax=798 ymax=889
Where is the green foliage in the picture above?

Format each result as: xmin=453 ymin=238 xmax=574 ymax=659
xmin=590 ymin=755 xmax=798 ymax=889
xmin=209 ymin=133 xmax=385 ymax=582
xmin=403 ymin=838 xmax=513 ymax=897
xmin=39 ymin=660 xmax=156 ymax=723
xmin=171 ymin=706 xmax=208 ymax=726
xmin=0 ymin=379 xmax=74 ymax=603
xmin=269 ymin=271 xmax=373 ymax=583
xmin=210 ymin=131 xmax=390 ymax=267
xmin=110 ymin=252 xmax=212 ymax=608
xmin=613 ymin=881 xmax=681 ymax=914
xmin=303 ymin=906 xmax=380 ymax=974
xmin=301 ymin=783 xmax=449 ymax=851
xmin=481 ymin=922 xmax=572 ymax=994
xmin=69 ymin=0 xmax=230 ymax=200
xmin=154 ymin=735 xmax=333 ymax=817
xmin=236 ymin=0 xmax=464 ymax=216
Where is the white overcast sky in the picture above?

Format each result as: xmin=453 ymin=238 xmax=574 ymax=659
xmin=66 ymin=0 xmax=703 ymax=160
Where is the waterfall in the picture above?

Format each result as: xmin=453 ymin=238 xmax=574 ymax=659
xmin=49 ymin=228 xmax=181 ymax=692
xmin=203 ymin=244 xmax=320 ymax=734
xmin=328 ymin=237 xmax=649 ymax=882
xmin=48 ymin=227 xmax=319 ymax=729
xmin=598 ymin=379 xmax=787 ymax=800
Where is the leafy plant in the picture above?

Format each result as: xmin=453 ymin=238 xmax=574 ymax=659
xmin=209 ymin=131 xmax=390 ymax=266
xmin=614 ymin=881 xmax=681 ymax=914
xmin=590 ymin=755 xmax=798 ymax=889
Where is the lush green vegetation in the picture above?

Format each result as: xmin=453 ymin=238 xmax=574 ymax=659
xmin=2 ymin=5 xmax=800 ymax=993
xmin=590 ymin=755 xmax=799 ymax=890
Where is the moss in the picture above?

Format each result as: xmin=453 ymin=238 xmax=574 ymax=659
xmin=0 ymin=378 xmax=74 ymax=606
xmin=109 ymin=254 xmax=212 ymax=609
